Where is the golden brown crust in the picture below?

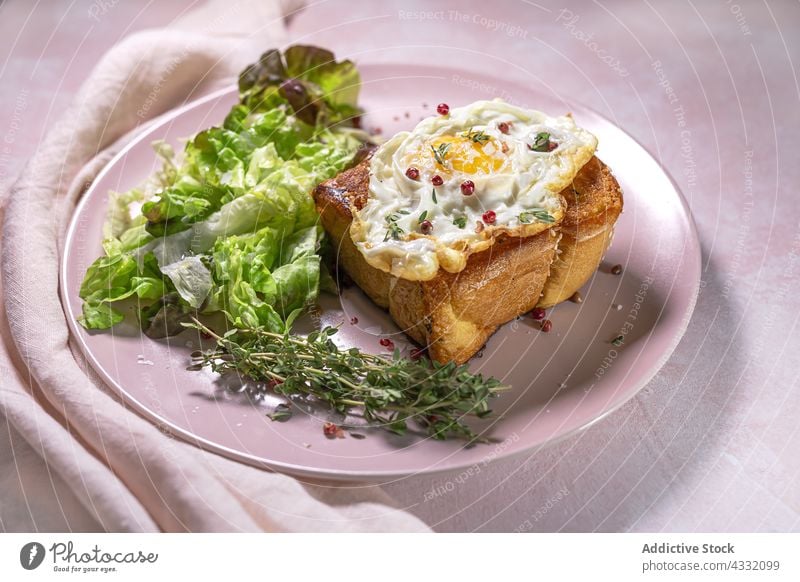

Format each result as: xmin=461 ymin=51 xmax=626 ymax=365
xmin=420 ymin=230 xmax=558 ymax=363
xmin=537 ymin=156 xmax=623 ymax=307
xmin=536 ymin=228 xmax=613 ymax=308
xmin=315 ymin=178 xmax=391 ymax=308
xmin=313 ymin=155 xmax=623 ymax=364
xmin=561 ymin=156 xmax=623 ymax=236
xmin=314 ymin=161 xmax=371 ymax=218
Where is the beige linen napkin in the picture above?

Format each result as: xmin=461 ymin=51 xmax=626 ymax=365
xmin=0 ymin=0 xmax=428 ymax=532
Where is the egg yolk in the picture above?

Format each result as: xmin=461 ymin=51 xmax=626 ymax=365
xmin=407 ymin=134 xmax=508 ymax=176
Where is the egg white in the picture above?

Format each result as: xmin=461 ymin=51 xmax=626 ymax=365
xmin=350 ymin=99 xmax=598 ymax=281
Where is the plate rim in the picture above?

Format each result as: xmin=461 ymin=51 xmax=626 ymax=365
xmin=60 ymin=63 xmax=702 ymax=481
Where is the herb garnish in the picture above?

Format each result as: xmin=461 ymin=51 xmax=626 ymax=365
xmin=384 ymin=212 xmax=406 ymax=241
xmin=519 ymin=209 xmax=555 ymax=224
xmin=529 ymin=132 xmax=557 ymax=152
xmin=431 ymin=142 xmax=451 ymax=165
xmin=418 ymin=210 xmax=428 ymax=223
xmin=185 ymin=319 xmax=509 ymax=441
xmin=432 ymin=188 xmax=438 ymax=204
xmin=452 ymin=215 xmax=467 ymax=229
xmin=268 ymin=405 xmax=292 ymax=422
xmin=462 ymin=128 xmax=490 ymax=144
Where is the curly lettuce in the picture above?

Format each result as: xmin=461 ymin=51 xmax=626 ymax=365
xmin=78 ymin=45 xmax=367 ymax=335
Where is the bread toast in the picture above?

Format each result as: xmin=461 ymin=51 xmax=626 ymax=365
xmin=537 ymin=156 xmax=623 ymax=307
xmin=314 ymin=154 xmax=622 ymax=364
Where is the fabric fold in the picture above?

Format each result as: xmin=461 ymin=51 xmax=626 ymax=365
xmin=0 ymin=0 xmax=429 ymax=533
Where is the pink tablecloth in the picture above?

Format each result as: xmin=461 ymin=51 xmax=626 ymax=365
xmin=1 ymin=0 xmax=798 ymax=532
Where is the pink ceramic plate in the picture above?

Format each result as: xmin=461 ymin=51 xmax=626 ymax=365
xmin=61 ymin=64 xmax=701 ymax=481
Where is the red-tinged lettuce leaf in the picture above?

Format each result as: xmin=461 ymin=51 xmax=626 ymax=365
xmin=239 ymin=45 xmax=361 ymax=126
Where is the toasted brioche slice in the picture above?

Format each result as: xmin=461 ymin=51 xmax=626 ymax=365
xmin=537 ymin=156 xmax=623 ymax=307
xmin=314 ymin=155 xmax=622 ymax=364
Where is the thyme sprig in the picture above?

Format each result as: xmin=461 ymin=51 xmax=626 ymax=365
xmin=185 ymin=318 xmax=510 ymax=441
xmin=462 ymin=127 xmax=490 ymax=144
xmin=384 ymin=212 xmax=406 ymax=241
xmin=519 ymin=209 xmax=555 ymax=224
xmin=431 ymin=142 xmax=451 ymax=165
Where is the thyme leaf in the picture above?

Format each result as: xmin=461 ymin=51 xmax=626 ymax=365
xmin=462 ymin=127 xmax=490 ymax=144
xmin=431 ymin=142 xmax=451 ymax=165
xmin=384 ymin=212 xmax=405 ymax=241
xmin=528 ymin=131 xmax=557 ymax=152
xmin=268 ymin=407 xmax=292 ymax=422
xmin=519 ymin=209 xmax=555 ymax=224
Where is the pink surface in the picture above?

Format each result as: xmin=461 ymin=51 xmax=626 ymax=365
xmin=2 ymin=0 xmax=799 ymax=531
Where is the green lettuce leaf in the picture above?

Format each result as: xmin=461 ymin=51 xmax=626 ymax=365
xmin=272 ymin=255 xmax=320 ymax=317
xmin=208 ymin=225 xmax=323 ymax=331
xmin=77 ymin=252 xmax=166 ymax=329
xmin=159 ymin=255 xmax=213 ymax=309
xmin=80 ymin=301 xmax=125 ymax=329
xmin=78 ymin=45 xmax=368 ymax=334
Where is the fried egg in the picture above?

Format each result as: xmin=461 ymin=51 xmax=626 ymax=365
xmin=350 ymin=99 xmax=598 ymax=281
